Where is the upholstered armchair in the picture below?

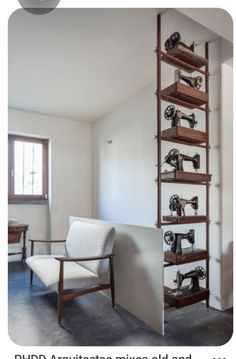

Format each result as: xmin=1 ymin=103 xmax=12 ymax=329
xmin=26 ymin=221 xmax=116 ymax=325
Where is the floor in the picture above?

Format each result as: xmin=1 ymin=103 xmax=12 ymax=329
xmin=8 ymin=262 xmax=233 ymax=346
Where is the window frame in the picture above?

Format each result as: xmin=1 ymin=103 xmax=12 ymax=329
xmin=8 ymin=134 xmax=49 ymax=203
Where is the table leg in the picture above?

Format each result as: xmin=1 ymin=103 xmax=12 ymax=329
xmin=22 ymin=230 xmax=27 ymax=268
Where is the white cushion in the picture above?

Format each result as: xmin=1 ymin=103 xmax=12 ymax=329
xmin=26 ymin=255 xmax=100 ymax=291
xmin=65 ymin=221 xmax=115 ymax=275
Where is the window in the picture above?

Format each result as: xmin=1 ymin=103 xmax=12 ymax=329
xmin=8 ymin=134 xmax=48 ymax=202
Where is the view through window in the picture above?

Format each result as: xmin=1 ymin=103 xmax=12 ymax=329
xmin=8 ymin=134 xmax=48 ymax=202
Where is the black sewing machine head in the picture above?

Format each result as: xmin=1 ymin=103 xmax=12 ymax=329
xmin=175 ymin=69 xmax=202 ymax=90
xmin=172 ymin=266 xmax=206 ymax=296
xmin=163 ymin=148 xmax=200 ymax=172
xmin=169 ymin=194 xmax=199 ymax=216
xmin=164 ymin=229 xmax=195 ymax=254
xmin=165 ymin=32 xmax=195 ymax=52
xmin=164 ymin=105 xmax=197 ymax=129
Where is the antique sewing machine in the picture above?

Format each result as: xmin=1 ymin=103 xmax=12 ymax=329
xmin=175 ymin=69 xmax=203 ymax=90
xmin=169 ymin=194 xmax=198 ymax=216
xmin=171 ymin=266 xmax=206 ymax=296
xmin=163 ymin=148 xmax=200 ymax=172
xmin=164 ymin=104 xmax=197 ymax=128
xmin=165 ymin=32 xmax=195 ymax=52
xmin=164 ymin=229 xmax=195 ymax=254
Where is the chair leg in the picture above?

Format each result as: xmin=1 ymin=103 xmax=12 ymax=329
xmin=111 ymin=282 xmax=115 ymax=308
xmin=58 ymin=293 xmax=63 ymax=326
xmin=58 ymin=261 xmax=64 ymax=325
xmin=30 ymin=269 xmax=33 ymax=285
xmin=109 ymin=257 xmax=115 ymax=308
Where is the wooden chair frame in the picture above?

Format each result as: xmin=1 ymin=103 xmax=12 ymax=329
xmin=29 ymin=239 xmax=115 ymax=325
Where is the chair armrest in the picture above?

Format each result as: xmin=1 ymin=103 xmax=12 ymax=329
xmin=29 ymin=239 xmax=66 ymax=256
xmin=55 ymin=254 xmax=114 ymax=262
xmin=56 ymin=254 xmax=115 ymax=297
xmin=29 ymin=239 xmax=66 ymax=243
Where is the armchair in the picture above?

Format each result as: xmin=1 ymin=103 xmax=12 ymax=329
xmin=26 ymin=221 xmax=116 ymax=325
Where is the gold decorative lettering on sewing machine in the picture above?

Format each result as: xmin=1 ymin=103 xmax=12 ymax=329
xmin=164 ymin=105 xmax=197 ymax=128
xmin=163 ymin=149 xmax=200 ymax=172
xmin=169 ymin=194 xmax=198 ymax=216
xmin=164 ymin=230 xmax=195 ymax=254
xmin=175 ymin=69 xmax=203 ymax=90
xmin=170 ymin=266 xmax=206 ymax=297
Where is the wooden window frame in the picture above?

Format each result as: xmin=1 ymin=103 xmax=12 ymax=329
xmin=8 ymin=134 xmax=48 ymax=203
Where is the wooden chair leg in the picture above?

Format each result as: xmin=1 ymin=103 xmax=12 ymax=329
xmin=58 ymin=261 xmax=64 ymax=325
xmin=109 ymin=257 xmax=115 ymax=308
xmin=58 ymin=293 xmax=63 ymax=326
xmin=30 ymin=269 xmax=33 ymax=285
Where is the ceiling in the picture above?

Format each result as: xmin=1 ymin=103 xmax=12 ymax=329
xmin=177 ymin=8 xmax=233 ymax=43
xmin=9 ymin=8 xmax=228 ymax=122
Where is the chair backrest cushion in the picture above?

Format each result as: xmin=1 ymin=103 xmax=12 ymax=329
xmin=65 ymin=221 xmax=115 ymax=276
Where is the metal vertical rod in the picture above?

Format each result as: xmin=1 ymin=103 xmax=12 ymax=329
xmin=205 ymin=42 xmax=210 ymax=307
xmin=157 ymin=14 xmax=162 ymax=228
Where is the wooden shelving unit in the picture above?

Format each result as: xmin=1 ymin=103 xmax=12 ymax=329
xmin=161 ymin=126 xmax=208 ymax=146
xmin=161 ymin=170 xmax=211 ymax=184
xmin=164 ymin=248 xmax=208 ymax=265
xmin=156 ymin=14 xmax=211 ymax=310
xmin=164 ymin=286 xmax=210 ymax=308
xmin=162 ymin=215 xmax=208 ymax=224
xmin=161 ymin=48 xmax=208 ymax=73
xmin=162 ymin=82 xmax=208 ymax=108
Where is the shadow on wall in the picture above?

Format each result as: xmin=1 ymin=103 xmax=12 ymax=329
xmin=221 ymin=241 xmax=233 ymax=310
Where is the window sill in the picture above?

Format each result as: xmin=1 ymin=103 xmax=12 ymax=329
xmin=8 ymin=199 xmax=49 ymax=205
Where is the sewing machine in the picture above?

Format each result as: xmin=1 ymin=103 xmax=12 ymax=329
xmin=175 ymin=69 xmax=203 ymax=90
xmin=169 ymin=194 xmax=199 ymax=216
xmin=171 ymin=266 xmax=206 ymax=296
xmin=163 ymin=148 xmax=200 ymax=172
xmin=164 ymin=105 xmax=197 ymax=128
xmin=164 ymin=229 xmax=195 ymax=254
xmin=165 ymin=32 xmax=195 ymax=52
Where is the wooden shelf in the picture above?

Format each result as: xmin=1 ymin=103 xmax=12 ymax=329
xmin=161 ymin=126 xmax=208 ymax=146
xmin=163 ymin=44 xmax=208 ymax=72
xmin=162 ymin=215 xmax=208 ymax=224
xmin=164 ymin=248 xmax=208 ymax=265
xmin=161 ymin=170 xmax=212 ymax=184
xmin=162 ymin=82 xmax=208 ymax=109
xmin=161 ymin=51 xmax=209 ymax=76
xmin=161 ymin=51 xmax=208 ymax=75
xmin=164 ymin=286 xmax=209 ymax=308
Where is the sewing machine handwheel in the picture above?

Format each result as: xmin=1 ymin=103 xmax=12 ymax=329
xmin=195 ymin=76 xmax=202 ymax=89
xmin=165 ymin=32 xmax=181 ymax=51
xmin=164 ymin=231 xmax=175 ymax=245
xmin=165 ymin=38 xmax=172 ymax=51
xmin=169 ymin=194 xmax=180 ymax=211
xmin=195 ymin=266 xmax=206 ymax=280
xmin=165 ymin=148 xmax=179 ymax=168
xmin=170 ymin=32 xmax=181 ymax=47
xmin=164 ymin=105 xmax=176 ymax=120
xmin=167 ymin=148 xmax=179 ymax=157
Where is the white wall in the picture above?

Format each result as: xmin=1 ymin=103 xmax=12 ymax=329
xmin=92 ymin=83 xmax=157 ymax=227
xmin=221 ymin=61 xmax=233 ymax=310
xmin=8 ymin=109 xmax=92 ymax=257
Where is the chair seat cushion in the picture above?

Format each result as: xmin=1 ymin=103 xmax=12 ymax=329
xmin=26 ymin=255 xmax=100 ymax=291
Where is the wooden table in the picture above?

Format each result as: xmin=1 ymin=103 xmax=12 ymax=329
xmin=8 ymin=224 xmax=29 ymax=266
